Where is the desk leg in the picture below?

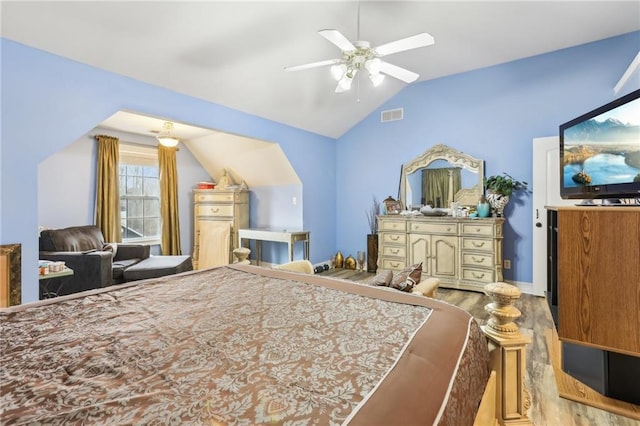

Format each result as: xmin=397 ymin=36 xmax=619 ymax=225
xmin=288 ymin=241 xmax=294 ymax=262
xmin=256 ymin=241 xmax=262 ymax=266
xmin=304 ymin=240 xmax=310 ymax=260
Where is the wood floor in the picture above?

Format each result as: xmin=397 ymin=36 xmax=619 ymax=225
xmin=318 ymin=268 xmax=640 ymax=426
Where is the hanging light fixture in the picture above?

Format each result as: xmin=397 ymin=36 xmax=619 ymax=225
xmin=156 ymin=121 xmax=180 ymax=147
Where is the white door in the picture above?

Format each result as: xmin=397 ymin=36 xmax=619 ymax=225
xmin=532 ymin=136 xmax=574 ymax=296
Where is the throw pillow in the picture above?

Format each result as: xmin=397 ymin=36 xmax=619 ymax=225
xmin=390 ymin=263 xmax=423 ymax=292
xmin=102 ymin=243 xmax=118 ymax=257
xmin=370 ymin=270 xmax=393 ymax=286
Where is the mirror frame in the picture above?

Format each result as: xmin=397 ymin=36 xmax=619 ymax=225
xmin=399 ymin=144 xmax=484 ymax=209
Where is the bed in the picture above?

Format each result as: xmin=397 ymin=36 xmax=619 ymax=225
xmin=0 ymin=264 xmax=524 ymax=425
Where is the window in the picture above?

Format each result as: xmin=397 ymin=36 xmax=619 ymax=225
xmin=119 ymin=144 xmax=160 ymax=242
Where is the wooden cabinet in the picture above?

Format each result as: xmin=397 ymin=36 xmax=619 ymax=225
xmin=377 ymin=215 xmax=504 ymax=292
xmin=556 ymin=206 xmax=640 ymax=356
xmin=192 ymin=189 xmax=249 ymax=269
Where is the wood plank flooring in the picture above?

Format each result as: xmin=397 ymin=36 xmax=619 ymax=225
xmin=318 ymin=268 xmax=640 ymax=426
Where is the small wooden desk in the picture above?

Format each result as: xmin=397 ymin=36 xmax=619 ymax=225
xmin=239 ymin=228 xmax=309 ymax=266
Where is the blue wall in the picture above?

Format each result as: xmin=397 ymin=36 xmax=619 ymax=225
xmin=336 ymin=31 xmax=640 ymax=289
xmin=1 ymin=38 xmax=336 ymax=303
xmin=2 ymin=31 xmax=639 ymax=302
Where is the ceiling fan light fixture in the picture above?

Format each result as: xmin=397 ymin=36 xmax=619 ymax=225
xmin=330 ymin=64 xmax=347 ymax=81
xmin=335 ymin=71 xmax=355 ymax=93
xmin=156 ymin=121 xmax=180 ymax=147
xmin=369 ymin=73 xmax=385 ymax=87
xmin=365 ymin=58 xmax=381 ymax=74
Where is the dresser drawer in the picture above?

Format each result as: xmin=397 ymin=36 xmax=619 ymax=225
xmin=461 ymin=223 xmax=495 ymax=237
xmin=461 ymin=237 xmax=494 ymax=252
xmin=378 ymin=219 xmax=406 ymax=232
xmin=196 ymin=204 xmax=234 ymax=217
xmin=381 ymin=233 xmax=406 ymax=245
xmin=409 ymin=221 xmax=457 ymax=234
xmin=381 ymin=258 xmax=406 ymax=270
xmin=382 ymin=245 xmax=406 ymax=258
xmin=462 ymin=252 xmax=493 ymax=268
xmin=195 ymin=192 xmax=238 ymax=203
xmin=461 ymin=268 xmax=495 ymax=284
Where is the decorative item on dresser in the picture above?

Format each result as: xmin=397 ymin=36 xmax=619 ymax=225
xmin=377 ymin=215 xmax=504 ymax=292
xmin=483 ymin=172 xmax=530 ymax=217
xmin=192 ymin=188 xmax=249 ymax=269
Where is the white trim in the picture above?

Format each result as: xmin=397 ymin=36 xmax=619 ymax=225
xmin=119 ymin=142 xmax=158 ymax=166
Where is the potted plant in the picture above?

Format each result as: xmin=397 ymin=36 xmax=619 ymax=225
xmin=365 ymin=196 xmax=381 ymax=272
xmin=483 ymin=173 xmax=530 ymax=217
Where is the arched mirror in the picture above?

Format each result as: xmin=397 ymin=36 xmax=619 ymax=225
xmin=399 ymin=144 xmax=484 ymax=209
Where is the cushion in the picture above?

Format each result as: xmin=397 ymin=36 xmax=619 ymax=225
xmin=390 ymin=263 xmax=423 ymax=292
xmin=112 ymin=258 xmax=143 ymax=280
xmin=412 ymin=277 xmax=440 ymax=298
xmin=273 ymin=260 xmax=314 ymax=274
xmin=39 ymin=225 xmax=105 ymax=252
xmin=123 ymin=255 xmax=193 ymax=282
xmin=371 ymin=270 xmax=393 ymax=286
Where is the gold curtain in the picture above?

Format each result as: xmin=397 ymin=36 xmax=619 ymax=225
xmin=422 ymin=168 xmax=462 ymax=208
xmin=95 ymin=135 xmax=122 ymax=242
xmin=159 ymin=145 xmax=182 ymax=255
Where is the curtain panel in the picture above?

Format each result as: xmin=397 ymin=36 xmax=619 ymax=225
xmin=422 ymin=168 xmax=462 ymax=208
xmin=95 ymin=135 xmax=122 ymax=243
xmin=158 ymin=146 xmax=181 ymax=255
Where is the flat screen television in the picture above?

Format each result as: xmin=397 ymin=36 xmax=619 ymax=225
xmin=559 ymin=88 xmax=640 ymax=201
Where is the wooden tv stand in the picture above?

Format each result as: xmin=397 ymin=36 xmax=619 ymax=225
xmin=549 ymin=206 xmax=640 ymax=408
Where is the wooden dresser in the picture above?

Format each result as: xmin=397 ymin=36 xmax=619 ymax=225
xmin=377 ymin=215 xmax=504 ymax=292
xmin=192 ymin=189 xmax=249 ymax=269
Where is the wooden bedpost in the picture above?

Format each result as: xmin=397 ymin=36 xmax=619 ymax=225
xmin=482 ymin=282 xmax=532 ymax=426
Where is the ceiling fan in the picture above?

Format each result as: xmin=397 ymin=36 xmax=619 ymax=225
xmin=285 ymin=16 xmax=435 ymax=93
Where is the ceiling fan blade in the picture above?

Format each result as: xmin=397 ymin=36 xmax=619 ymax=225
xmin=319 ymin=29 xmax=356 ymax=52
xmin=379 ymin=61 xmax=419 ymax=83
xmin=374 ymin=33 xmax=435 ymax=57
xmin=284 ymin=58 xmax=342 ymax=72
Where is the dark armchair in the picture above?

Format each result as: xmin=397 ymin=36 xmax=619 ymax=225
xmin=39 ymin=225 xmax=150 ymax=296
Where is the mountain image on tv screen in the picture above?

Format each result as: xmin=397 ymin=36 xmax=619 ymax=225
xmin=562 ymin=98 xmax=640 ymax=188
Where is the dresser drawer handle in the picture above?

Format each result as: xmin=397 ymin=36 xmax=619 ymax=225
xmin=472 ymin=256 xmax=485 ymax=263
xmin=446 ymin=227 xmax=452 ymax=232
xmin=472 ymin=272 xmax=485 ymax=279
xmin=210 ymin=207 xmax=220 ymax=213
xmin=390 ymin=235 xmax=400 ymax=241
xmin=472 ymin=241 xmax=485 ymax=248
xmin=391 ymin=248 xmax=399 ymax=254
xmin=390 ymin=261 xmax=400 ymax=268
xmin=391 ymin=223 xmax=398 ymax=228
xmin=475 ymin=228 xmax=482 ymax=232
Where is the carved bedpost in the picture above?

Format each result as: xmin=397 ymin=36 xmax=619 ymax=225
xmin=482 ymin=282 xmax=532 ymax=426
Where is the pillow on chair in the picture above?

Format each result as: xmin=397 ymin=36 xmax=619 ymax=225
xmin=389 ymin=263 xmax=423 ymax=292
xmin=371 ymin=270 xmax=393 ymax=286
xmin=273 ymin=260 xmax=314 ymax=274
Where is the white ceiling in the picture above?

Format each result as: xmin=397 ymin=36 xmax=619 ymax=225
xmin=2 ymin=1 xmax=639 ymax=138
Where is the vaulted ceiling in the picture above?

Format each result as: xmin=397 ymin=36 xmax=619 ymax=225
xmin=2 ymin=1 xmax=639 ymax=138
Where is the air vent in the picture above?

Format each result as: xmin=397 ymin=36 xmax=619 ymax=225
xmin=381 ymin=108 xmax=404 ymax=122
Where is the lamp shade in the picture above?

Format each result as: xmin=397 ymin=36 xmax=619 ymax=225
xmin=157 ymin=121 xmax=180 ymax=147
xmin=157 ymin=136 xmax=180 ymax=147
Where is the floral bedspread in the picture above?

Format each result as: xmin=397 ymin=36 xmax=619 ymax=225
xmin=1 ymin=265 xmax=489 ymax=425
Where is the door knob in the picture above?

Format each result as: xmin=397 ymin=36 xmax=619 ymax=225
xmin=535 ymin=222 xmax=542 ymax=228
